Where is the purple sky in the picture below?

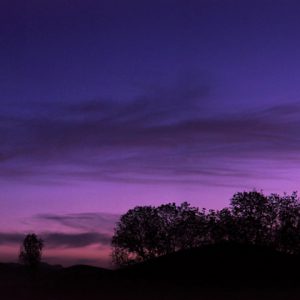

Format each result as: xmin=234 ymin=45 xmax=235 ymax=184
xmin=2 ymin=0 xmax=300 ymax=267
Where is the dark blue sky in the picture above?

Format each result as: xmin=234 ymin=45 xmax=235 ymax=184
xmin=2 ymin=0 xmax=300 ymax=266
xmin=3 ymin=0 xmax=300 ymax=108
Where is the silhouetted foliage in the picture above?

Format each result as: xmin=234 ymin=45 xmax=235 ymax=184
xmin=112 ymin=191 xmax=300 ymax=266
xmin=230 ymin=191 xmax=272 ymax=244
xmin=112 ymin=202 xmax=203 ymax=265
xmin=19 ymin=233 xmax=44 ymax=268
xmin=272 ymin=192 xmax=300 ymax=253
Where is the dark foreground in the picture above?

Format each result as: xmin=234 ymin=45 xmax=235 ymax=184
xmin=2 ymin=243 xmax=300 ymax=300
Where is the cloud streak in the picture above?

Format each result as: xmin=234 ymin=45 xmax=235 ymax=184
xmin=44 ymin=232 xmax=111 ymax=248
xmin=0 ymin=212 xmax=118 ymax=266
xmin=0 ymin=232 xmax=111 ymax=248
xmin=35 ymin=212 xmax=120 ymax=233
xmin=1 ymin=80 xmax=300 ymax=185
xmin=0 ymin=211 xmax=119 ymax=249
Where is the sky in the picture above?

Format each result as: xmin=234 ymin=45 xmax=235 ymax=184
xmin=2 ymin=0 xmax=300 ymax=267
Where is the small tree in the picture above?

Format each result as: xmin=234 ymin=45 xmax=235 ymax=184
xmin=19 ymin=233 xmax=44 ymax=268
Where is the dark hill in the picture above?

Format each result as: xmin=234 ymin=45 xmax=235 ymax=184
xmin=116 ymin=242 xmax=299 ymax=285
xmin=2 ymin=243 xmax=300 ymax=299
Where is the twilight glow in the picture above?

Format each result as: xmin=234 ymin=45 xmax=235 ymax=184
xmin=2 ymin=0 xmax=300 ymax=267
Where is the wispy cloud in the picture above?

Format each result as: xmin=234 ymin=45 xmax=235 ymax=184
xmin=1 ymin=79 xmax=300 ymax=186
xmin=0 ymin=233 xmax=24 ymax=245
xmin=0 ymin=211 xmax=119 ymax=249
xmin=0 ymin=211 xmax=119 ymax=266
xmin=44 ymin=232 xmax=111 ymax=248
xmin=35 ymin=212 xmax=120 ymax=233
xmin=0 ymin=232 xmax=111 ymax=248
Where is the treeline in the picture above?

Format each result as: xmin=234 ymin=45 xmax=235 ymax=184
xmin=112 ymin=191 xmax=300 ymax=266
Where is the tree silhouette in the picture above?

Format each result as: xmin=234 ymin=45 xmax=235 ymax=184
xmin=155 ymin=202 xmax=203 ymax=253
xmin=112 ymin=191 xmax=300 ymax=266
xmin=19 ymin=233 xmax=44 ymax=268
xmin=230 ymin=191 xmax=276 ymax=245
xmin=272 ymin=192 xmax=300 ymax=253
xmin=112 ymin=202 xmax=203 ymax=266
xmin=112 ymin=206 xmax=162 ymax=265
xmin=205 ymin=208 xmax=235 ymax=244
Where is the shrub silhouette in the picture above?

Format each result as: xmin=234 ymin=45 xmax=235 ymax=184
xmin=19 ymin=233 xmax=44 ymax=268
xmin=112 ymin=191 xmax=300 ymax=266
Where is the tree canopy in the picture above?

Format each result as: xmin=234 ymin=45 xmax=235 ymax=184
xmin=112 ymin=191 xmax=300 ymax=266
xmin=19 ymin=233 xmax=44 ymax=268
